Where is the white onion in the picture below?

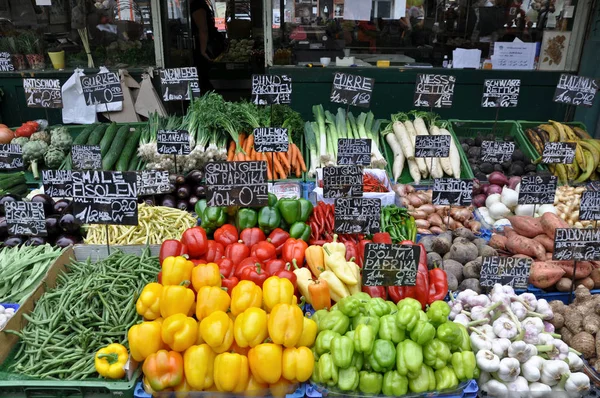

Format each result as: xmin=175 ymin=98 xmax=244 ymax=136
xmin=489 ymin=202 xmax=511 ymax=220
xmin=501 ymin=187 xmax=519 ymax=209
xmin=537 ymin=204 xmax=557 ymax=216
xmin=493 ymin=218 xmax=512 ymax=231
xmin=486 ymin=193 xmax=502 ymax=208
xmin=514 ymin=204 xmax=536 ymax=216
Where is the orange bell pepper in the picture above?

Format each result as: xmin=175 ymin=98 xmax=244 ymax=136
xmin=160 ymin=284 xmax=195 ymax=318
xmin=305 ymin=245 xmax=325 ymax=277
xmin=183 ymin=344 xmax=216 ymax=390
xmin=308 ymin=279 xmax=331 ymax=310
xmin=231 ymin=340 xmax=250 ymax=356
xmin=270 ymin=378 xmax=296 ymax=398
xmin=136 ymin=283 xmax=162 ymax=320
xmin=234 ymin=307 xmax=268 ymax=348
xmin=246 ymin=375 xmax=268 ymax=396
xmin=214 ymin=352 xmax=250 ymax=392
xmin=161 ymin=314 xmax=198 ymax=352
xmin=248 ymin=343 xmax=282 ymax=384
xmin=128 ymin=320 xmax=164 ymax=361
xmin=199 ymin=311 xmax=234 ymax=353
xmin=268 ymin=303 xmax=304 ymax=348
xmin=162 ymin=256 xmax=194 ymax=286
xmin=262 ymin=276 xmax=295 ymax=313
xmin=230 ymin=280 xmax=263 ymax=316
xmin=296 ymin=317 xmax=317 ymax=347
xmin=282 ymin=346 xmax=314 ymax=382
xmin=195 ymin=286 xmax=230 ymax=321
xmin=142 ymin=350 xmax=184 ymax=392
xmin=191 ymin=262 xmax=222 ymax=291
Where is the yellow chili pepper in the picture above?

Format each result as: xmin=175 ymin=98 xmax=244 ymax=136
xmin=296 ymin=317 xmax=317 ymax=347
xmin=268 ymin=303 xmax=304 ymax=348
xmin=160 ymin=284 xmax=195 ymax=318
xmin=94 ymin=343 xmax=128 ymax=379
xmin=162 ymin=256 xmax=194 ymax=286
xmin=323 ymin=234 xmax=346 ymax=261
xmin=293 ymin=267 xmax=312 ymax=303
xmin=262 ymin=276 xmax=295 ymax=313
xmin=305 ymin=245 xmax=325 ymax=277
xmin=128 ymin=320 xmax=164 ymax=362
xmin=248 ymin=343 xmax=283 ymax=384
xmin=195 ymin=286 xmax=230 ymax=321
xmin=319 ymin=270 xmax=350 ymax=302
xmin=136 ymin=282 xmax=162 ymax=320
xmin=234 ymin=307 xmax=268 ymax=348
xmin=199 ymin=311 xmax=234 ymax=353
xmin=282 ymin=346 xmax=314 ymax=382
xmin=213 ymin=352 xmax=250 ymax=392
xmin=183 ymin=344 xmax=216 ymax=391
xmin=347 ymin=260 xmax=362 ymax=295
xmin=191 ymin=263 xmax=221 ymax=291
xmin=161 ymin=314 xmax=198 ymax=352
xmin=323 ymin=247 xmax=358 ymax=286
xmin=230 ymin=280 xmax=262 ymax=317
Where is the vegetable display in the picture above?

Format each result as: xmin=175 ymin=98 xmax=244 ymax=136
xmin=0 ymin=172 xmax=27 ymax=197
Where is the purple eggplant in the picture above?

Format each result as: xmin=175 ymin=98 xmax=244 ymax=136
xmin=0 ymin=195 xmax=19 ymax=216
xmin=144 ymin=198 xmax=155 ymax=206
xmin=3 ymin=236 xmax=23 ymax=247
xmin=177 ymin=185 xmax=191 ymax=199
xmin=0 ymin=217 xmax=7 ymax=241
xmin=31 ymin=194 xmax=56 ymax=217
xmin=25 ymin=236 xmax=47 ymax=246
xmin=53 ymin=199 xmax=71 ymax=215
xmin=59 ymin=213 xmax=80 ymax=234
xmin=161 ymin=195 xmax=176 ymax=208
xmin=175 ymin=175 xmax=186 ymax=185
xmin=188 ymin=195 xmax=199 ymax=210
xmin=194 ymin=185 xmax=205 ymax=198
xmin=45 ymin=215 xmax=60 ymax=236
xmin=176 ymin=200 xmax=189 ymax=211
xmin=186 ymin=170 xmax=203 ymax=185
xmin=55 ymin=234 xmax=78 ymax=248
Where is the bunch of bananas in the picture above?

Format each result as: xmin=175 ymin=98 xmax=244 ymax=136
xmin=525 ymin=121 xmax=599 ymax=184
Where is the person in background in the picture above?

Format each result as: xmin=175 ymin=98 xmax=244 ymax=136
xmin=190 ymin=0 xmax=220 ymax=91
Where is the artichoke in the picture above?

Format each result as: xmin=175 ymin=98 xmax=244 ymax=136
xmin=22 ymin=140 xmax=48 ymax=179
xmin=44 ymin=145 xmax=65 ymax=169
xmin=30 ymin=130 xmax=51 ymax=144
xmin=50 ymin=127 xmax=73 ymax=153
xmin=11 ymin=137 xmax=29 ymax=146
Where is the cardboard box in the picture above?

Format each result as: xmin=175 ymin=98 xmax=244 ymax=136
xmin=313 ymin=168 xmax=397 ymax=206
xmin=73 ymin=244 xmax=160 ymax=263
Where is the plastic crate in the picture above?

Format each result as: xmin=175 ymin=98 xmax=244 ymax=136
xmin=307 ymin=379 xmax=478 ymax=398
xmin=140 ymin=382 xmax=306 ymax=398
xmin=525 ymin=285 xmax=600 ymax=304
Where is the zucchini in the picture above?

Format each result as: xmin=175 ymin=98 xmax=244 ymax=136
xmin=128 ymin=151 xmax=140 ymax=171
xmin=99 ymin=122 xmax=119 ymax=157
xmin=0 ymin=172 xmax=25 ymax=190
xmin=72 ymin=124 xmax=97 ymax=145
xmin=86 ymin=124 xmax=108 ymax=146
xmin=102 ymin=125 xmax=130 ymax=170
xmin=116 ymin=128 xmax=142 ymax=171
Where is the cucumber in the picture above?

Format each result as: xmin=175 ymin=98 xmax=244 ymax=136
xmin=128 ymin=151 xmax=141 ymax=171
xmin=99 ymin=122 xmax=119 ymax=157
xmin=102 ymin=125 xmax=130 ymax=170
xmin=72 ymin=124 xmax=97 ymax=145
xmin=116 ymin=128 xmax=142 ymax=171
xmin=86 ymin=124 xmax=108 ymax=146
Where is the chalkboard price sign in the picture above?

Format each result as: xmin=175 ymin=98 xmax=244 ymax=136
xmin=518 ymin=175 xmax=557 ymax=205
xmin=337 ymin=139 xmax=371 ymax=166
xmin=414 ymin=135 xmax=451 ymax=158
xmin=579 ymin=191 xmax=600 ymax=221
xmin=71 ymin=145 xmax=102 ymax=170
xmin=553 ymin=74 xmax=598 ymax=108
xmin=0 ymin=144 xmax=24 ymax=170
xmin=137 ymin=170 xmax=172 ymax=197
xmin=157 ymin=130 xmax=191 ymax=155
xmin=542 ymin=142 xmax=576 ymax=164
xmin=432 ymin=178 xmax=473 ymax=206
xmin=24 ymin=78 xmax=63 ymax=109
xmin=481 ymin=79 xmax=521 ymax=108
xmin=72 ymin=171 xmax=138 ymax=225
xmin=42 ymin=170 xmax=73 ymax=198
xmin=588 ymin=181 xmax=600 ymax=192
xmin=480 ymin=141 xmax=516 ymax=163
xmin=253 ymin=127 xmax=289 ymax=153
xmin=553 ymin=228 xmax=600 ymax=261
xmin=480 ymin=256 xmax=531 ymax=290
xmin=330 ymin=72 xmax=374 ymax=108
xmin=414 ymin=74 xmax=456 ymax=108
xmin=80 ymin=72 xmax=124 ymax=106
xmin=0 ymin=52 xmax=14 ymax=72
xmin=160 ymin=67 xmax=201 ymax=101
xmin=334 ymin=198 xmax=381 ymax=234
xmin=363 ymin=244 xmax=420 ymax=287
xmin=5 ymin=201 xmax=46 ymax=236
xmin=323 ymin=165 xmax=363 ymax=199
xmin=251 ymin=75 xmax=292 ymax=105
xmin=205 ymin=161 xmax=268 ymax=207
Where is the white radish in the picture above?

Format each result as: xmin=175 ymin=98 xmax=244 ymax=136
xmin=407 ymin=159 xmax=421 ymax=184
xmin=392 ymin=121 xmax=414 ymax=160
xmin=440 ymin=128 xmax=461 ymax=178
xmin=430 ymin=125 xmax=453 ymax=176
xmin=411 ymin=118 xmax=429 ymax=178
xmin=385 ymin=133 xmax=405 ymax=181
xmin=430 ymin=158 xmax=444 ymax=179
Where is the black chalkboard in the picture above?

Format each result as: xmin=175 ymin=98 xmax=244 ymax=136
xmin=480 ymin=141 xmax=516 ymax=163
xmin=553 ymin=228 xmax=600 ymax=261
xmin=362 ymin=244 xmax=420 ymax=287
xmin=0 ymin=52 xmax=14 ymax=72
xmin=413 ymin=74 xmax=456 ymax=108
xmin=71 ymin=145 xmax=102 ymax=170
xmin=160 ymin=67 xmax=201 ymax=101
xmin=334 ymin=198 xmax=381 ymax=234
xmin=588 ymin=181 xmax=600 ymax=192
xmin=23 ymin=78 xmax=63 ymax=109
xmin=553 ymin=74 xmax=598 ymax=108
xmin=337 ymin=139 xmax=371 ymax=166
xmin=518 ymin=175 xmax=557 ymax=205
xmin=579 ymin=191 xmax=600 ymax=221
xmin=330 ymin=72 xmax=374 ymax=108
xmin=480 ymin=256 xmax=531 ymax=290
xmin=323 ymin=165 xmax=363 ymax=199
xmin=42 ymin=170 xmax=73 ymax=198
xmin=157 ymin=130 xmax=191 ymax=155
xmin=253 ymin=127 xmax=289 ymax=153
xmin=80 ymin=72 xmax=124 ymax=106
xmin=414 ymin=135 xmax=451 ymax=158
xmin=251 ymin=74 xmax=292 ymax=105
xmin=5 ymin=201 xmax=47 ymax=236
xmin=137 ymin=170 xmax=173 ymax=196
xmin=0 ymin=144 xmax=24 ymax=170
xmin=72 ymin=171 xmax=138 ymax=225
xmin=432 ymin=178 xmax=473 ymax=206
xmin=542 ymin=142 xmax=576 ymax=164
xmin=205 ymin=161 xmax=268 ymax=207
xmin=481 ymin=79 xmax=521 ymax=108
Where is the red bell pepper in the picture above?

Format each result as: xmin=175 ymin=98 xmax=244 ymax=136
xmin=428 ymin=268 xmax=448 ymax=304
xmin=234 ymin=256 xmax=261 ymax=278
xmin=240 ymin=228 xmax=266 ymax=248
xmin=357 ymin=239 xmax=372 ymax=268
xmin=264 ymin=258 xmax=287 ymax=276
xmin=214 ymin=224 xmax=239 ymax=246
xmin=191 ymin=259 xmax=207 ymax=266
xmin=222 ymin=276 xmax=239 ymax=294
xmin=181 ymin=226 xmax=208 ymax=258
xmin=240 ymin=263 xmax=269 ymax=287
xmin=267 ymin=228 xmax=290 ymax=256
xmin=372 ymin=232 xmax=393 ymax=244
xmin=157 ymin=271 xmax=162 ymax=284
xmin=344 ymin=241 xmax=359 ymax=262
xmin=387 ymin=241 xmax=429 ymax=308
xmin=282 ymin=238 xmax=308 ymax=265
xmin=205 ymin=240 xmax=225 ymax=263
xmin=274 ymin=263 xmax=297 ymax=288
xmin=216 ymin=257 xmax=235 ymax=278
xmin=362 ymin=286 xmax=387 ymax=299
xmin=224 ymin=240 xmax=250 ymax=266
xmin=250 ymin=241 xmax=277 ymax=263
xmin=159 ymin=240 xmax=188 ymax=265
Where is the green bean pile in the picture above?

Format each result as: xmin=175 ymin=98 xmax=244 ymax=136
xmin=6 ymin=249 xmax=160 ymax=380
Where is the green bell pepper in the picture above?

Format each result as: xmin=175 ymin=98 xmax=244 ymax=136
xmin=194 ymin=199 xmax=208 ymax=218
xmin=298 ymin=198 xmax=313 ymax=222
xmin=408 ymin=364 xmax=436 ymax=393
xmin=312 ymin=309 xmax=328 ymax=329
xmin=235 ymin=208 xmax=258 ymax=230
xmin=382 ymin=370 xmax=408 ymax=396
xmin=289 ymin=221 xmax=311 ymax=242
xmin=386 ymin=300 xmax=397 ymax=314
xmin=330 ymin=303 xmax=339 ymax=311
xmin=344 ymin=330 xmax=355 ymax=340
xmin=366 ymin=339 xmax=396 ymax=372
xmin=312 ymin=346 xmax=320 ymax=361
xmin=257 ymin=206 xmax=281 ymax=234
xmin=450 ymin=324 xmax=472 ymax=353
xmin=352 ymin=314 xmax=380 ymax=335
xmin=268 ymin=192 xmax=278 ymax=207
xmin=451 ymin=351 xmax=476 ymax=381
xmin=311 ymin=358 xmax=322 ymax=384
xmin=353 ymin=324 xmax=375 ymax=354
xmin=352 ymin=292 xmax=372 ymax=303
xmin=318 ymin=310 xmax=350 ymax=334
xmin=427 ymin=300 xmax=451 ymax=327
xmin=202 ymin=206 xmax=226 ymax=232
xmin=358 ymin=371 xmax=383 ymax=395
xmin=365 ymin=297 xmax=390 ymax=317
xmin=397 ymin=297 xmax=422 ymax=312
xmin=331 ymin=335 xmax=354 ymax=369
xmin=409 ymin=320 xmax=436 ymax=345
xmin=396 ymin=339 xmax=423 ymax=376
xmin=315 ymin=330 xmax=340 ymax=355
xmin=337 ymin=367 xmax=359 ymax=392
xmin=423 ymin=338 xmax=452 ymax=370
xmin=378 ymin=314 xmax=405 ymax=344
xmin=395 ymin=306 xmax=420 ymax=331
xmin=436 ymin=321 xmax=462 ymax=346
xmin=350 ymin=351 xmax=364 ymax=371
xmin=318 ymin=353 xmax=339 ymax=387
xmin=277 ymin=198 xmax=313 ymax=224
xmin=435 ymin=366 xmax=459 ymax=391
xmin=338 ymin=296 xmax=362 ymax=317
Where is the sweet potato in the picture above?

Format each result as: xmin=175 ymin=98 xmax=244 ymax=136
xmin=488 ymin=234 xmax=507 ymax=251
xmin=552 ymin=261 xmax=593 ymax=279
xmin=540 ymin=212 xmax=569 ymax=239
xmin=506 ymin=234 xmax=546 ymax=259
xmin=507 ymin=216 xmax=544 ymax=238
xmin=533 ymin=234 xmax=555 ymax=253
xmin=590 ymin=269 xmax=600 ymax=289
xmin=529 ymin=261 xmax=566 ymax=289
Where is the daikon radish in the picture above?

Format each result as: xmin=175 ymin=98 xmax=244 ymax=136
xmin=384 ymin=130 xmax=405 ymax=181
xmin=407 ymin=159 xmax=421 ymax=184
xmin=440 ymin=128 xmax=461 ymax=178
xmin=390 ymin=115 xmax=414 ymax=160
xmin=430 ymin=125 xmax=453 ymax=176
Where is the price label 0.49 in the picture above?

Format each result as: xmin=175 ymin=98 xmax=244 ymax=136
xmin=362 ymin=244 xmax=420 ymax=287
xmin=5 ymin=201 xmax=46 ymax=236
xmin=23 ymin=78 xmax=63 ymax=109
xmin=334 ymin=198 xmax=381 ymax=235
xmin=542 ymin=142 xmax=576 ymax=164
xmin=330 ymin=72 xmax=374 ymax=108
xmin=157 ymin=130 xmax=191 ymax=156
xmin=480 ymin=141 xmax=515 ymax=163
xmin=554 ymin=228 xmax=600 ymax=261
xmin=432 ymin=178 xmax=473 ymax=206
xmin=205 ymin=161 xmax=268 ymax=207
xmin=80 ymin=72 xmax=124 ymax=106
xmin=414 ymin=135 xmax=450 ymax=158
xmin=480 ymin=257 xmax=531 ymax=290
xmin=518 ymin=175 xmax=557 ymax=205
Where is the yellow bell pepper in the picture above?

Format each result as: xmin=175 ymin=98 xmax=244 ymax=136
xmin=162 ymin=314 xmax=198 ymax=352
xmin=347 ymin=260 xmax=362 ymax=295
xmin=191 ymin=263 xmax=221 ymax=291
xmin=214 ymin=352 xmax=250 ymax=392
xmin=94 ymin=343 xmax=128 ymax=379
xmin=282 ymin=346 xmax=314 ymax=382
xmin=128 ymin=320 xmax=164 ymax=361
xmin=246 ymin=375 xmax=268 ymax=396
xmin=323 ymin=234 xmax=346 ymax=262
xmin=196 ymin=286 xmax=230 ymax=321
xmin=305 ymin=245 xmax=325 ymax=277
xmin=136 ymin=283 xmax=162 ymax=320
xmin=323 ymin=247 xmax=358 ymax=285
xmin=199 ymin=311 xmax=234 ymax=353
xmin=293 ymin=267 xmax=312 ymax=303
xmin=160 ymin=284 xmax=195 ymax=318
xmin=319 ymin=270 xmax=350 ymax=302
xmin=143 ymin=350 xmax=184 ymax=391
xmin=162 ymin=256 xmax=194 ymax=286
xmin=268 ymin=303 xmax=304 ymax=348
xmin=262 ymin=276 xmax=295 ymax=313
xmin=173 ymin=378 xmax=192 ymax=392
xmin=248 ymin=343 xmax=282 ymax=384
xmin=230 ymin=280 xmax=262 ymax=317
xmin=270 ymin=378 xmax=296 ymax=398
xmin=234 ymin=307 xmax=268 ymax=348
xmin=296 ymin=317 xmax=317 ymax=347
xmin=183 ymin=344 xmax=216 ymax=390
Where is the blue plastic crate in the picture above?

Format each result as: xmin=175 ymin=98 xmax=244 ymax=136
xmin=308 ymin=379 xmax=478 ymax=397
xmin=0 ymin=304 xmax=19 ymax=312
xmin=135 ymin=382 xmax=305 ymax=398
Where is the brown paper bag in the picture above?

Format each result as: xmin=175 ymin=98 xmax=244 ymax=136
xmin=100 ymin=69 xmax=140 ymax=122
xmin=135 ymin=72 xmax=167 ymax=118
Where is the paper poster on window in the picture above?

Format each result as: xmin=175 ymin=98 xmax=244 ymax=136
xmin=343 ymin=0 xmax=373 ymax=21
xmin=394 ymin=0 xmax=407 ymax=18
xmin=36 ymin=0 xmax=51 ymax=5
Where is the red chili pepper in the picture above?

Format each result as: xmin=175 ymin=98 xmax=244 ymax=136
xmin=274 ymin=263 xmax=297 ymax=288
xmin=240 ymin=263 xmax=269 ymax=287
xmin=157 ymin=271 xmax=162 ymax=284
xmin=267 ymin=228 xmax=291 ymax=256
xmin=181 ymin=226 xmax=209 ymax=258
xmin=357 ymin=239 xmax=373 ymax=268
xmin=282 ymin=238 xmax=308 ymax=265
xmin=216 ymin=257 xmax=235 ymax=278
xmin=221 ymin=276 xmax=239 ymax=295
xmin=225 ymin=240 xmax=250 ymax=266
xmin=205 ymin=240 xmax=225 ymax=263
xmin=191 ymin=259 xmax=207 ymax=266
xmin=235 ymin=256 xmax=261 ymax=278
xmin=214 ymin=224 xmax=239 ymax=246
xmin=250 ymin=241 xmax=277 ymax=263
xmin=264 ymin=258 xmax=287 ymax=276
xmin=428 ymin=268 xmax=448 ymax=304
xmin=372 ymin=232 xmax=393 ymax=244
xmin=240 ymin=228 xmax=266 ymax=248
xmin=159 ymin=239 xmax=188 ymax=265
xmin=343 ymin=241 xmax=358 ymax=262
xmin=362 ymin=286 xmax=387 ymax=299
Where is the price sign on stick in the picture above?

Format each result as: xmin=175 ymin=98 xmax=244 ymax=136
xmin=480 ymin=257 xmax=531 ymax=290
xmin=432 ymin=178 xmax=473 ymax=206
xmin=553 ymin=74 xmax=599 ymax=107
xmin=414 ymin=135 xmax=451 ymax=158
xmin=337 ymin=139 xmax=371 ymax=166
xmin=157 ymin=130 xmax=191 ymax=155
xmin=481 ymin=79 xmax=521 ymax=108
xmin=137 ymin=170 xmax=172 ymax=197
xmin=23 ymin=78 xmax=63 ymax=108
xmin=5 ymin=201 xmax=46 ymax=236
xmin=362 ymin=244 xmax=420 ymax=286
xmin=160 ymin=67 xmax=201 ymax=101
xmin=251 ymin=75 xmax=292 ymax=105
xmin=518 ymin=175 xmax=557 ymax=205
xmin=80 ymin=72 xmax=124 ymax=106
xmin=414 ymin=74 xmax=456 ymax=108
xmin=71 ymin=145 xmax=102 ymax=170
xmin=205 ymin=161 xmax=268 ymax=207
xmin=334 ymin=198 xmax=381 ymax=234
xmin=553 ymin=228 xmax=600 ymax=261
xmin=42 ymin=170 xmax=73 ymax=197
xmin=580 ymin=191 xmax=600 ymax=221
xmin=0 ymin=144 xmax=24 ymax=170
xmin=323 ymin=165 xmax=363 ymax=199
xmin=253 ymin=127 xmax=289 ymax=153
xmin=330 ymin=72 xmax=374 ymax=108
xmin=0 ymin=52 xmax=14 ymax=71
xmin=542 ymin=142 xmax=576 ymax=164
xmin=480 ymin=141 xmax=515 ymax=163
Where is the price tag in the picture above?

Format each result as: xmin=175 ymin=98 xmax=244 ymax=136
xmin=542 ymin=142 xmax=576 ymax=164
xmin=157 ymin=130 xmax=191 ymax=155
xmin=160 ymin=67 xmax=201 ymax=101
xmin=71 ymin=145 xmax=102 ymax=170
xmin=337 ymin=139 xmax=371 ymax=166
xmin=137 ymin=170 xmax=172 ymax=196
xmin=0 ymin=52 xmax=14 ymax=71
xmin=0 ymin=144 xmax=24 ymax=170
xmin=413 ymin=74 xmax=456 ymax=108
xmin=480 ymin=256 xmax=531 ymax=290
xmin=251 ymin=74 xmax=292 ymax=105
xmin=414 ymin=135 xmax=451 ymax=158
xmin=334 ymin=198 xmax=381 ymax=234
xmin=432 ymin=178 xmax=473 ymax=206
xmin=579 ymin=191 xmax=600 ymax=221
xmin=5 ymin=201 xmax=46 ymax=236
xmin=80 ymin=72 xmax=124 ymax=106
xmin=323 ymin=165 xmax=363 ymax=199
xmin=518 ymin=175 xmax=557 ymax=205
xmin=362 ymin=243 xmax=420 ymax=287
xmin=72 ymin=171 xmax=138 ymax=225
xmin=481 ymin=79 xmax=521 ymax=108
xmin=587 ymin=181 xmax=600 ymax=192
xmin=205 ymin=161 xmax=268 ymax=207
xmin=253 ymin=127 xmax=289 ymax=153
xmin=553 ymin=74 xmax=598 ymax=108
xmin=480 ymin=141 xmax=516 ymax=163
xmin=42 ymin=170 xmax=73 ymax=197
xmin=23 ymin=78 xmax=63 ymax=109
xmin=553 ymin=228 xmax=600 ymax=261
xmin=330 ymin=72 xmax=374 ymax=108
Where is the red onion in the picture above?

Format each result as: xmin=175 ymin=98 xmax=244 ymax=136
xmin=473 ymin=194 xmax=487 ymax=208
xmin=487 ymin=184 xmax=503 ymax=195
xmin=481 ymin=183 xmax=490 ymax=195
xmin=488 ymin=171 xmax=509 ymax=187
xmin=508 ymin=176 xmax=521 ymax=190
xmin=472 ymin=179 xmax=482 ymax=195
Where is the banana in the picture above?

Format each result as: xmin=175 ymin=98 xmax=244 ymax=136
xmin=591 ymin=171 xmax=600 ymax=181
xmin=539 ymin=124 xmax=559 ymax=142
xmin=536 ymin=127 xmax=550 ymax=143
xmin=573 ymin=142 xmax=586 ymax=167
xmin=574 ymin=126 xmax=592 ymax=140
xmin=575 ymin=150 xmax=596 ymax=183
xmin=526 ymin=129 xmax=545 ymax=154
xmin=585 ymin=139 xmax=600 ymax=154
xmin=566 ymin=160 xmax=580 ymax=182
xmin=563 ymin=124 xmax=580 ymax=141
xmin=579 ymin=141 xmax=600 ymax=169
xmin=550 ymin=120 xmax=568 ymax=142
xmin=554 ymin=164 xmax=568 ymax=184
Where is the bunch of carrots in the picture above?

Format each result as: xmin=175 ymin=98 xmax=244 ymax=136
xmin=227 ymin=132 xmax=308 ymax=179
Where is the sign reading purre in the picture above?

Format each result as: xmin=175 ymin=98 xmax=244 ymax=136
xmin=323 ymin=165 xmax=363 ymax=199
xmin=157 ymin=130 xmax=191 ymax=155
xmin=251 ymin=75 xmax=292 ymax=105
xmin=518 ymin=175 xmax=557 ymax=205
xmin=160 ymin=67 xmax=201 ymax=101
xmin=253 ymin=127 xmax=289 ymax=153
xmin=5 ymin=201 xmax=46 ymax=236
xmin=330 ymin=72 xmax=374 ymax=108
xmin=553 ymin=74 xmax=598 ymax=108
xmin=23 ymin=78 xmax=63 ymax=109
xmin=362 ymin=244 xmax=420 ymax=287
xmin=480 ymin=256 xmax=531 ymax=290
xmin=337 ymin=139 xmax=371 ymax=166
xmin=205 ymin=161 xmax=268 ymax=207
xmin=432 ymin=178 xmax=473 ymax=206
xmin=0 ymin=144 xmax=24 ymax=170
xmin=481 ymin=79 xmax=521 ymax=108
xmin=334 ymin=198 xmax=381 ymax=234
xmin=80 ymin=72 xmax=124 ymax=106
xmin=553 ymin=228 xmax=600 ymax=261
xmin=414 ymin=74 xmax=456 ymax=108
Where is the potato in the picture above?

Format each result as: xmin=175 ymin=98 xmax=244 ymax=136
xmin=453 ymin=237 xmax=471 ymax=246
xmin=458 ymin=278 xmax=481 ymax=294
xmin=447 ymin=241 xmax=479 ymax=264
xmin=446 ymin=272 xmax=459 ymax=291
xmin=463 ymin=260 xmax=482 ymax=279
xmin=427 ymin=252 xmax=442 ymax=269
xmin=556 ymin=277 xmax=573 ymax=292
xmin=590 ymin=269 xmax=600 ymax=289
xmin=432 ymin=232 xmax=453 ymax=255
xmin=575 ymin=277 xmax=595 ymax=291
xmin=441 ymin=260 xmax=464 ymax=283
xmin=420 ymin=235 xmax=436 ymax=254
xmin=472 ymin=238 xmax=488 ymax=251
xmin=479 ymin=245 xmax=498 ymax=258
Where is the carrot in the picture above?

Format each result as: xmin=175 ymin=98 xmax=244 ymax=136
xmin=287 ymin=145 xmax=293 ymax=166
xmin=272 ymin=153 xmax=286 ymax=178
xmin=278 ymin=151 xmax=291 ymax=172
xmin=245 ymin=134 xmax=254 ymax=154
xmin=227 ymin=141 xmax=236 ymax=161
xmin=239 ymin=133 xmax=246 ymax=150
xmin=263 ymin=153 xmax=273 ymax=180
xmin=529 ymin=261 xmax=566 ymax=289
xmin=296 ymin=144 xmax=307 ymax=172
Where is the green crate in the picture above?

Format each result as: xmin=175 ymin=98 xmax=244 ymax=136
xmin=516 ymin=120 xmax=590 ymax=156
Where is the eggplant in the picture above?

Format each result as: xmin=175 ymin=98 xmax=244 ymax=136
xmin=176 ymin=200 xmax=189 ymax=211
xmin=169 ymin=183 xmax=177 ymax=193
xmin=161 ymin=195 xmax=176 ymax=208
xmin=25 ymin=236 xmax=47 ymax=246
xmin=31 ymin=194 xmax=56 ymax=217
xmin=175 ymin=175 xmax=186 ymax=185
xmin=177 ymin=185 xmax=191 ymax=199
xmin=169 ymin=173 xmax=178 ymax=184
xmin=59 ymin=213 xmax=80 ymax=234
xmin=186 ymin=170 xmax=203 ymax=185
xmin=55 ymin=234 xmax=78 ymax=248
xmin=45 ymin=215 xmax=60 ymax=236
xmin=53 ymin=199 xmax=71 ymax=215
xmin=144 ymin=198 xmax=155 ymax=206
xmin=0 ymin=217 xmax=7 ymax=241
xmin=188 ymin=195 xmax=199 ymax=210
xmin=194 ymin=185 xmax=205 ymax=198
xmin=3 ymin=236 xmax=23 ymax=247
xmin=0 ymin=195 xmax=19 ymax=216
